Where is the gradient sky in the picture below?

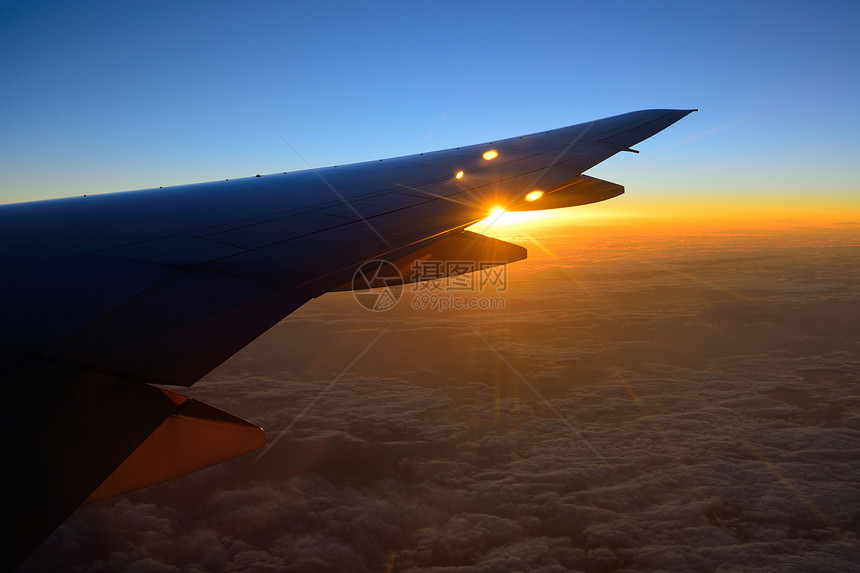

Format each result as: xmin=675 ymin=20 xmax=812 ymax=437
xmin=1 ymin=1 xmax=858 ymax=218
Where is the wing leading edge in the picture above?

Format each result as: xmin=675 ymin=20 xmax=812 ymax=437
xmin=1 ymin=108 xmax=695 ymax=568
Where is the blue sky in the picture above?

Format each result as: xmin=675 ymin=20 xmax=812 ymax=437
xmin=1 ymin=1 xmax=858 ymax=209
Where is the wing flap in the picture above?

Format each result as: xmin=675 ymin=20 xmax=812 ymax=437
xmin=85 ymin=388 xmax=264 ymax=503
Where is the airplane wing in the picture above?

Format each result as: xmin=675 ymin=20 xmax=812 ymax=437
xmin=0 ymin=108 xmax=694 ymax=567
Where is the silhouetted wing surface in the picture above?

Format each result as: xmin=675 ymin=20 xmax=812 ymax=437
xmin=0 ymin=109 xmax=694 ymax=567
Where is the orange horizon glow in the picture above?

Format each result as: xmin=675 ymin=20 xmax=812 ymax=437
xmin=469 ymin=198 xmax=860 ymax=236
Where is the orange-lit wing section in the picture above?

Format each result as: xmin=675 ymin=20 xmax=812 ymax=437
xmin=85 ymin=388 xmax=264 ymax=503
xmin=507 ymin=175 xmax=624 ymax=211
